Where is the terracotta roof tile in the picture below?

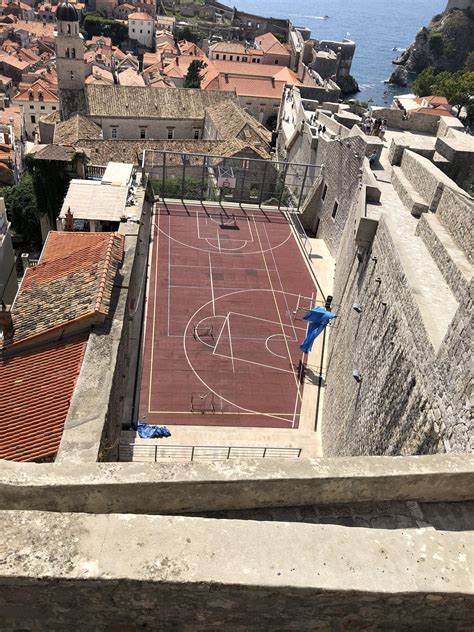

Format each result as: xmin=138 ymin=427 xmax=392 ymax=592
xmin=53 ymin=114 xmax=102 ymax=144
xmin=4 ymin=231 xmax=124 ymax=350
xmin=85 ymin=84 xmax=236 ymax=119
xmin=0 ymin=335 xmax=87 ymax=461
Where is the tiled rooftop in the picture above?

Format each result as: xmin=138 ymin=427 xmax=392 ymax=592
xmin=53 ymin=114 xmax=102 ymax=145
xmin=0 ymin=335 xmax=87 ymax=461
xmin=3 ymin=231 xmax=124 ymax=351
xmin=85 ymin=84 xmax=236 ymax=119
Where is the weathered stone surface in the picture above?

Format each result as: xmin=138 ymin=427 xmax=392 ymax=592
xmin=0 ymin=510 xmax=472 ymax=630
xmin=389 ymin=65 xmax=408 ymax=87
xmin=0 ymin=455 xmax=473 ymax=515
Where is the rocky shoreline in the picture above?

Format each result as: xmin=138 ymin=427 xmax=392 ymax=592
xmin=388 ymin=0 xmax=473 ymax=86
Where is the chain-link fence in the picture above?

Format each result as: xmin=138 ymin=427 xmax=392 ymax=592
xmin=142 ymin=150 xmax=321 ymax=211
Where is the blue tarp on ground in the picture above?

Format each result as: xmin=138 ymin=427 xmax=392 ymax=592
xmin=132 ymin=420 xmax=171 ymax=439
xmin=300 ymin=307 xmax=336 ymax=353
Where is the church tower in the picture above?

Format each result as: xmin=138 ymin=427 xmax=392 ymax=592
xmin=55 ymin=2 xmax=86 ymax=119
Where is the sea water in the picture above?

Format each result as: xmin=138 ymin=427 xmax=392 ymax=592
xmin=234 ymin=0 xmax=446 ymax=104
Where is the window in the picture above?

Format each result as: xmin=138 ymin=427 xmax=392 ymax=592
xmin=236 ymin=56 xmax=240 ymax=61
xmin=111 ymin=127 xmax=117 ymax=138
xmin=257 ymin=58 xmax=260 ymax=63
xmin=30 ymin=115 xmax=36 ymax=123
xmin=67 ymin=24 xmax=71 ymax=34
xmin=251 ymin=58 xmax=256 ymax=63
xmin=274 ymin=60 xmax=279 ymax=64
xmin=331 ymin=200 xmax=339 ymax=220
xmin=229 ymin=55 xmax=233 ymax=60
xmin=132 ymin=28 xmax=135 ymax=33
xmin=216 ymin=54 xmax=219 ymax=59
xmin=140 ymin=128 xmax=146 ymax=139
xmin=28 ymin=90 xmax=33 ymax=101
xmin=193 ymin=129 xmax=200 ymax=139
xmin=29 ymin=105 xmax=34 ymax=110
xmin=38 ymin=91 xmax=44 ymax=101
xmin=247 ymin=20 xmax=252 ymax=26
xmin=242 ymin=56 xmax=247 ymax=62
xmin=70 ymin=71 xmax=74 ymax=80
xmin=322 ymin=183 xmax=328 ymax=201
xmin=40 ymin=105 xmax=45 ymax=110
xmin=52 ymin=106 xmax=56 ymax=110
xmin=65 ymin=47 xmax=69 ymax=58
xmin=71 ymin=48 xmax=76 ymax=59
xmin=223 ymin=54 xmax=226 ymax=60
xmin=167 ymin=128 xmax=174 ymax=139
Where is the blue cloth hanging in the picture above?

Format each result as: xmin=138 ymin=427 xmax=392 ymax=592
xmin=132 ymin=419 xmax=171 ymax=439
xmin=300 ymin=307 xmax=336 ymax=353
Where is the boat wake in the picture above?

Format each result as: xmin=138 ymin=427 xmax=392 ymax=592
xmin=303 ymin=15 xmax=330 ymax=20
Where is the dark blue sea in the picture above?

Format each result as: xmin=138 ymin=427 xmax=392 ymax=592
xmin=235 ymin=0 xmax=446 ymax=104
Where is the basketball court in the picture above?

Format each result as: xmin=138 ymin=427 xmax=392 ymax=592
xmin=138 ymin=201 xmax=319 ymax=430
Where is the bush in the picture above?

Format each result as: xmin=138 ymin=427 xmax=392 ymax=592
xmin=152 ymin=177 xmax=206 ymax=200
xmin=83 ymin=15 xmax=128 ymax=45
xmin=428 ymin=31 xmax=444 ymax=55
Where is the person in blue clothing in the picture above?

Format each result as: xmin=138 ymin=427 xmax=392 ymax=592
xmin=368 ymin=150 xmax=378 ymax=168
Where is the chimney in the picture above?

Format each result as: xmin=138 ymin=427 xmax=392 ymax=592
xmin=0 ymin=303 xmax=13 ymax=340
xmin=65 ymin=207 xmax=74 ymax=231
xmin=21 ymin=252 xmax=29 ymax=274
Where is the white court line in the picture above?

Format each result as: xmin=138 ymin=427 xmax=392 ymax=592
xmin=171 ymin=264 xmax=274 ymax=272
xmin=167 ymin=214 xmax=171 ymax=336
xmin=212 ymin=350 xmax=295 ymax=375
xmin=208 ymin=252 xmax=215 ymax=317
xmin=213 ymin=314 xmax=229 ymax=353
xmin=157 ymin=224 xmax=292 ymax=256
xmin=263 ymin=223 xmax=299 ymax=345
xmin=252 ymin=215 xmax=302 ymax=405
xmin=263 ymin=222 xmax=304 ymax=427
xmin=228 ymin=310 xmax=307 ymax=333
xmin=182 ymin=288 xmax=305 ymax=424
xmin=217 ymin=227 xmax=221 ymax=253
xmin=227 ymin=316 xmax=235 ymax=374
xmin=148 ymin=212 xmax=161 ymax=413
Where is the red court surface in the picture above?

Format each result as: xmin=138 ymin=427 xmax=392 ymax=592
xmin=138 ymin=201 xmax=318 ymax=428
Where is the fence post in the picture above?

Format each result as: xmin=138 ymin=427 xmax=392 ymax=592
xmin=263 ymin=447 xmax=267 ymax=458
xmin=258 ymin=161 xmax=269 ymax=207
xmin=191 ymin=446 xmax=195 ymax=461
xmin=227 ymin=446 xmax=231 ymax=459
xmin=154 ymin=444 xmax=158 ymax=462
xmin=297 ymin=164 xmax=309 ymax=211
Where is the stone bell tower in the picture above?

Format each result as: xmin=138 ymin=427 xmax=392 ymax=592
xmin=54 ymin=2 xmax=86 ymax=119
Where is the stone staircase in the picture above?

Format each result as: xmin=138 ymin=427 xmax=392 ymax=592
xmin=391 ymin=166 xmax=429 ymax=216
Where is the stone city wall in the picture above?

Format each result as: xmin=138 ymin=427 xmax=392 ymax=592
xmin=415 ymin=214 xmax=471 ymax=302
xmin=321 ymin=208 xmax=471 ymax=455
xmin=370 ymin=107 xmax=440 ymax=134
xmin=0 ymin=509 xmax=472 ymax=631
xmin=435 ymin=186 xmax=474 ymax=263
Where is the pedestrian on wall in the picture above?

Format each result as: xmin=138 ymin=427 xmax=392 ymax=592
xmin=368 ymin=150 xmax=377 ymax=168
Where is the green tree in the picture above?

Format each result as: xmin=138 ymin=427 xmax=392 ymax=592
xmin=31 ymin=160 xmax=71 ymax=230
xmin=412 ymin=67 xmax=437 ymax=97
xmin=431 ymin=70 xmax=474 ymax=116
xmin=464 ymin=51 xmax=474 ymax=71
xmin=82 ymin=15 xmax=128 ymax=45
xmin=176 ymin=25 xmax=201 ymax=44
xmin=184 ymin=59 xmax=206 ymax=88
xmin=3 ymin=174 xmax=41 ymax=244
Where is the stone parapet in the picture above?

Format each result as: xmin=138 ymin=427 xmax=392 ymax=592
xmin=0 ymin=455 xmax=473 ymax=515
xmin=0 ymin=509 xmax=472 ymax=630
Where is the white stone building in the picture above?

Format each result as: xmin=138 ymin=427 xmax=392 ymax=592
xmin=128 ymin=12 xmax=154 ymax=50
xmin=13 ymin=79 xmax=58 ymax=141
